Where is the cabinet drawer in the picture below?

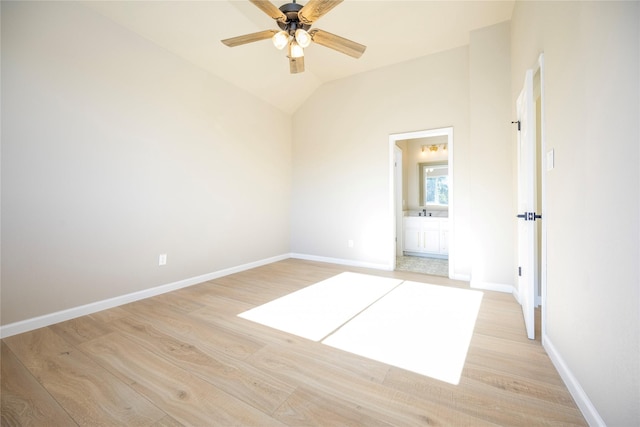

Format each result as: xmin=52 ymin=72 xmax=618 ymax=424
xmin=403 ymin=217 xmax=423 ymax=227
xmin=422 ymin=219 xmax=440 ymax=230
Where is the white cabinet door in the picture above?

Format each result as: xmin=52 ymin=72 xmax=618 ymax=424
xmin=439 ymin=220 xmax=449 ymax=254
xmin=403 ymin=219 xmax=422 ymax=252
xmin=423 ymin=229 xmax=440 ymax=253
xmin=440 ymin=229 xmax=449 ymax=254
xmin=404 ymin=229 xmax=422 ymax=252
xmin=404 ymin=217 xmax=448 ymax=255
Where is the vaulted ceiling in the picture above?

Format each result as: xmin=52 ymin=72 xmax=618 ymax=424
xmin=85 ymin=1 xmax=514 ymax=113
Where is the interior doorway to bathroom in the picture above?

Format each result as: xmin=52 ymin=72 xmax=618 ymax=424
xmin=389 ymin=127 xmax=454 ymax=278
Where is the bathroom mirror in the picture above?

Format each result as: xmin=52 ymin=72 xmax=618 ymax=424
xmin=419 ymin=162 xmax=448 ymax=206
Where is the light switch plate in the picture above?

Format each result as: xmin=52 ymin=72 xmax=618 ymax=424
xmin=546 ymin=149 xmax=554 ymax=171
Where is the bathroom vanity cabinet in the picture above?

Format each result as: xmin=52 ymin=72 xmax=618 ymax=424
xmin=403 ymin=216 xmax=449 ymax=257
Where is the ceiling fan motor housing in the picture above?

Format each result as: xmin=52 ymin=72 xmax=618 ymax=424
xmin=277 ymin=2 xmax=312 ymax=34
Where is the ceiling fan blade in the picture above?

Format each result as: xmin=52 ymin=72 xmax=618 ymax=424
xmin=221 ymin=30 xmax=277 ymax=47
xmin=249 ymin=0 xmax=287 ymax=23
xmin=309 ymin=29 xmax=366 ymax=58
xmin=298 ymin=0 xmax=343 ymax=25
xmin=289 ymin=56 xmax=305 ymax=74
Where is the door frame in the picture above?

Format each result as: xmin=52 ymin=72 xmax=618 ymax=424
xmin=388 ymin=127 xmax=454 ymax=278
xmin=394 ymin=146 xmax=404 ymax=255
xmin=536 ymin=53 xmax=548 ymax=341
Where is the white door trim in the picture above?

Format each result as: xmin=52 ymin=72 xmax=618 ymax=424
xmin=536 ymin=53 xmax=548 ymax=342
xmin=394 ymin=146 xmax=404 ymax=255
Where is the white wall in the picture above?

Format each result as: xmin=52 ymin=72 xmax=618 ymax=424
xmin=511 ymin=2 xmax=639 ymax=425
xmin=291 ymin=25 xmax=517 ymax=286
xmin=291 ymin=47 xmax=472 ymax=273
xmin=469 ymin=21 xmax=514 ymax=290
xmin=1 ymin=2 xmax=292 ymax=326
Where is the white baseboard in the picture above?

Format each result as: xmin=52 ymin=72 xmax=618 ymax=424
xmin=0 ymin=254 xmax=289 ymax=339
xmin=512 ymin=286 xmax=522 ymax=304
xmin=291 ymin=253 xmax=475 ymax=281
xmin=289 ymin=253 xmax=392 ymax=271
xmin=543 ymin=336 xmax=605 ymax=426
xmin=470 ymin=280 xmax=514 ymax=294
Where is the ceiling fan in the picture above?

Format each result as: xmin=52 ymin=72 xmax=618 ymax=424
xmin=221 ymin=0 xmax=366 ymax=74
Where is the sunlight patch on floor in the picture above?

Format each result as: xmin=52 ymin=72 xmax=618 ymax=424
xmin=238 ymin=273 xmax=482 ymax=384
xmin=322 ymin=281 xmax=482 ymax=385
xmin=238 ymin=272 xmax=402 ymax=341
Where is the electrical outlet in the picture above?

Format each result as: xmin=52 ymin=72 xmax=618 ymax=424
xmin=348 ymin=240 xmax=354 ymax=248
xmin=159 ymin=254 xmax=167 ymax=266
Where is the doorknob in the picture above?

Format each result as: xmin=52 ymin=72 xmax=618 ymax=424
xmin=517 ymin=212 xmax=542 ymax=221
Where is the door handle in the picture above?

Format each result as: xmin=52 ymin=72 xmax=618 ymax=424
xmin=517 ymin=212 xmax=542 ymax=221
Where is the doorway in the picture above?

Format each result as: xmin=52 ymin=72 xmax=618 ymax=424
xmin=388 ymin=127 xmax=454 ymax=278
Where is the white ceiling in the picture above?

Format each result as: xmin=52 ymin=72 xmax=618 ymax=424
xmin=85 ymin=1 xmax=514 ymax=113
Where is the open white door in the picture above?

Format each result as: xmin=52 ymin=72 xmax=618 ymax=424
xmin=516 ymin=70 xmax=536 ymax=340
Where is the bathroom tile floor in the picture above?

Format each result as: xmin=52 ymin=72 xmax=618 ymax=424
xmin=395 ymin=255 xmax=449 ymax=277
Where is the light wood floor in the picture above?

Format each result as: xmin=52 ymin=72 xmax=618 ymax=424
xmin=1 ymin=259 xmax=586 ymax=426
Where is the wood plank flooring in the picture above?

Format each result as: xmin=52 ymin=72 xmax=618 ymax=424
xmin=1 ymin=259 xmax=586 ymax=426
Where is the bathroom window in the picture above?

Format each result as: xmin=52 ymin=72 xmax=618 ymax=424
xmin=419 ymin=163 xmax=448 ymax=206
xmin=425 ymin=175 xmax=449 ymax=205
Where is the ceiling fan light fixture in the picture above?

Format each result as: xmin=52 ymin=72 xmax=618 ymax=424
xmin=295 ymin=28 xmax=312 ymax=48
xmin=272 ymin=30 xmax=289 ymax=50
xmin=222 ymin=0 xmax=367 ymax=74
xmin=289 ymin=40 xmax=304 ymax=58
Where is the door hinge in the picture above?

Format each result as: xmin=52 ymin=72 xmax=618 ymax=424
xmin=511 ymin=120 xmax=521 ymax=131
xmin=518 ymin=266 xmax=522 ymax=277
